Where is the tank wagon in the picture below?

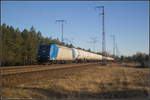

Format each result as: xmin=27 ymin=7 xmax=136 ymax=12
xmin=37 ymin=43 xmax=114 ymax=64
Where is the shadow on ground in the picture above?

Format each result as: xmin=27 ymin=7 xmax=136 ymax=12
xmin=122 ymin=64 xmax=147 ymax=68
xmin=5 ymin=86 xmax=148 ymax=99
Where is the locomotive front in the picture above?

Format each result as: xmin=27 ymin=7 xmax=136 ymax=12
xmin=37 ymin=44 xmax=50 ymax=63
xmin=37 ymin=44 xmax=59 ymax=64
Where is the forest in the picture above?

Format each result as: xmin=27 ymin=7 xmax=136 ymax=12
xmin=0 ymin=24 xmax=149 ymax=66
xmin=0 ymin=23 xmax=75 ymax=66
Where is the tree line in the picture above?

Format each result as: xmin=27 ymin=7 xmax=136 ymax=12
xmin=120 ymin=52 xmax=149 ymax=67
xmin=0 ymin=23 xmax=75 ymax=66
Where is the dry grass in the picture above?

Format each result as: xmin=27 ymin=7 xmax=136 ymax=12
xmin=1 ymin=63 xmax=149 ymax=99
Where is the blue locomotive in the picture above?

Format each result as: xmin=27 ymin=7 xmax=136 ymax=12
xmin=37 ymin=43 xmax=114 ymax=64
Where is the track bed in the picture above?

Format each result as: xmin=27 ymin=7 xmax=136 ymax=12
xmin=1 ymin=63 xmax=103 ymax=86
xmin=0 ymin=63 xmax=101 ymax=75
xmin=1 ymin=62 xmax=149 ymax=99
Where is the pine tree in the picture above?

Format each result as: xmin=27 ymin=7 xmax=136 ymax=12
xmin=21 ymin=29 xmax=29 ymax=65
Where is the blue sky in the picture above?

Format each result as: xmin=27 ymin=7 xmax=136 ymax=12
xmin=1 ymin=1 xmax=149 ymax=56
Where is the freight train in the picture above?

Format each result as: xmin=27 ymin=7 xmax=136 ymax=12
xmin=37 ymin=43 xmax=114 ymax=64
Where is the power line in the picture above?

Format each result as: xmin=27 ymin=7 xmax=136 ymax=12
xmin=110 ymin=35 xmax=116 ymax=56
xmin=55 ymin=19 xmax=67 ymax=42
xmin=90 ymin=37 xmax=97 ymax=52
xmin=95 ymin=6 xmax=106 ymax=60
xmin=116 ymin=43 xmax=118 ymax=57
xmin=116 ymin=42 xmax=120 ymax=57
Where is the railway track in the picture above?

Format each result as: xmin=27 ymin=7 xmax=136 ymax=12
xmin=0 ymin=62 xmax=102 ymax=76
xmin=1 ymin=62 xmax=105 ymax=87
